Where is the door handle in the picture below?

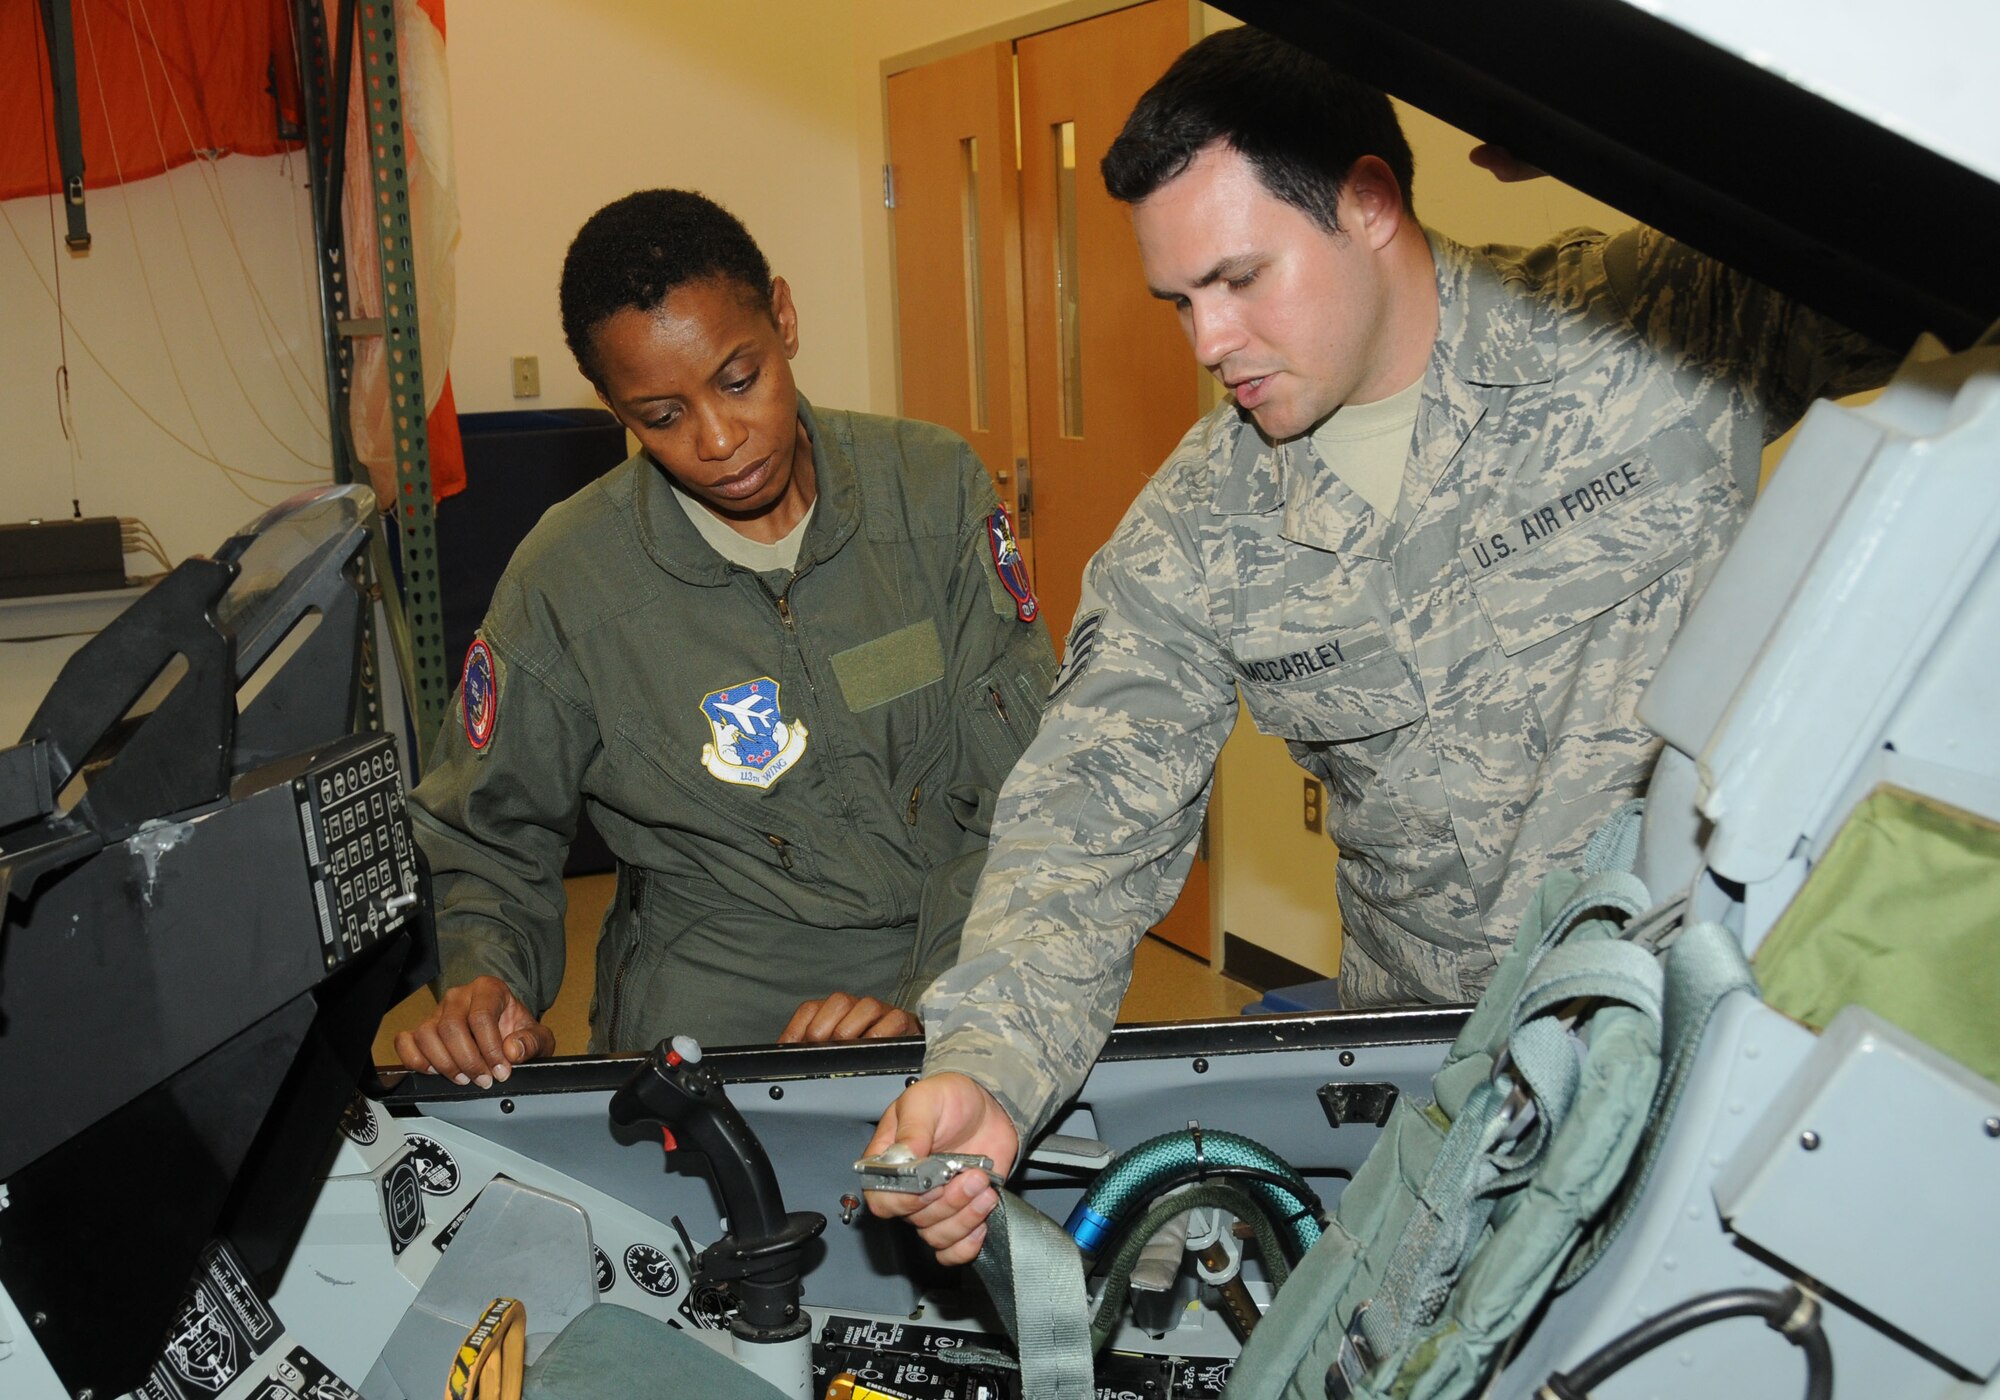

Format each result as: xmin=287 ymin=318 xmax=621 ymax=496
xmin=1014 ymin=456 xmax=1032 ymax=539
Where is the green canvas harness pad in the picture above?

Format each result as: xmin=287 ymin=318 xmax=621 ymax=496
xmin=1756 ymin=784 xmax=2000 ymax=1086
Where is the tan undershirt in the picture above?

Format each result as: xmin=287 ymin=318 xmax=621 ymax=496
xmin=673 ymin=485 xmax=817 ymax=573
xmin=1308 ymin=377 xmax=1423 ymax=518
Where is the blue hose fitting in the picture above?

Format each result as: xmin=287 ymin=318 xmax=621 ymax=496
xmin=1065 ymin=1203 xmax=1118 ymax=1255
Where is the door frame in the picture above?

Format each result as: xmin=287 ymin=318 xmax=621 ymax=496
xmin=882 ymin=2 xmax=1204 ymax=89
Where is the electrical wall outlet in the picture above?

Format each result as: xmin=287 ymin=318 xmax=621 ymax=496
xmin=511 ymin=355 xmax=540 ymax=398
xmin=1303 ymin=777 xmax=1323 ymax=835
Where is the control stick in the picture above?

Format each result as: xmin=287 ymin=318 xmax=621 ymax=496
xmin=609 ymin=1035 xmax=824 ymax=1396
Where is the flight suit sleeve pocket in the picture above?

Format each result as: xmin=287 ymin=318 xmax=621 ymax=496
xmin=1236 ymin=621 xmax=1425 ymax=742
xmin=961 ymin=652 xmax=1047 ymax=780
xmin=1462 ymin=428 xmax=1712 ymax=656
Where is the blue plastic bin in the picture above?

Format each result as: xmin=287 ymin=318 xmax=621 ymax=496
xmin=1243 ymin=976 xmax=1341 ymax=1015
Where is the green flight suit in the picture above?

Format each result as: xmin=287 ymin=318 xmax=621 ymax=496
xmin=412 ymin=400 xmax=1055 ymax=1050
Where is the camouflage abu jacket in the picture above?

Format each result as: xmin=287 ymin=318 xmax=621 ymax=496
xmin=411 ymin=401 xmax=1055 ymax=1051
xmin=920 ymin=227 xmax=1892 ymax=1141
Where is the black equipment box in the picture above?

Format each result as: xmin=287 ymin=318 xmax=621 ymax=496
xmin=0 ymin=515 xmax=125 ymax=598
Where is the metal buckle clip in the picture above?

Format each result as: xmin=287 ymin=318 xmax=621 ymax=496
xmin=1323 ymin=1304 xmax=1379 ymax=1400
xmin=852 ymin=1144 xmax=999 ymax=1194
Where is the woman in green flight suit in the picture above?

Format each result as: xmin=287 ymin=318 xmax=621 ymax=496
xmin=396 ymin=190 xmax=1054 ymax=1087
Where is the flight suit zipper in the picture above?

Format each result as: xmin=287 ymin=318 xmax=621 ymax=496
xmin=757 ymin=572 xmax=831 ymax=864
xmin=757 ymin=575 xmax=818 ymax=697
xmin=899 ymin=685 xmax=1011 ymax=834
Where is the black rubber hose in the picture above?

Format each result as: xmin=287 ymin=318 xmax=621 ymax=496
xmin=1086 ymin=1180 xmax=1291 ymax=1353
xmin=1543 ymin=1286 xmax=1831 ymax=1400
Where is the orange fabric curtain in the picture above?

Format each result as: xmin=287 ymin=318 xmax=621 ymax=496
xmin=4 ymin=0 xmax=464 ymax=501
xmin=423 ymin=0 xmax=467 ymax=503
xmin=1 ymin=0 xmax=302 ymax=202
xmin=333 ymin=0 xmax=462 ymax=503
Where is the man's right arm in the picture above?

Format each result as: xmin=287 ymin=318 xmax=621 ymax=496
xmin=915 ymin=472 xmax=1242 ymax=1147
xmin=870 ymin=520 xmax=1240 ymax=1254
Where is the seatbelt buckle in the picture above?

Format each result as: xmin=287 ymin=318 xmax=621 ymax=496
xmin=853 ymin=1144 xmax=1000 ymax=1194
xmin=1323 ymin=1304 xmax=1380 ymax=1400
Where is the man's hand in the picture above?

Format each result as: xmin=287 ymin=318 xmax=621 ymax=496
xmin=1469 ymin=143 xmax=1545 ymax=182
xmin=863 ymin=1072 xmax=1020 ymax=1266
xmin=778 ymin=992 xmax=919 ymax=1044
xmin=394 ymin=974 xmax=556 ymax=1087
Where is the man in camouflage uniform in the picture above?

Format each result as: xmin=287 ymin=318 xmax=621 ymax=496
xmin=865 ymin=28 xmax=1891 ymax=1262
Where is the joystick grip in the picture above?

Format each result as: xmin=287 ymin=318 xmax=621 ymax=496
xmin=608 ymin=1038 xmax=789 ymax=1240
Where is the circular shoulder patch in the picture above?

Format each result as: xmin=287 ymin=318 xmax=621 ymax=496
xmin=462 ymin=639 xmax=498 ymax=750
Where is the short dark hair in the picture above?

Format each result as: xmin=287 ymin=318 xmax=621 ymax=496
xmin=559 ymin=189 xmax=774 ymax=384
xmin=1101 ymin=27 xmax=1414 ymax=234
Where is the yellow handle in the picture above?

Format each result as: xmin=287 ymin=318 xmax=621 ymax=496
xmin=446 ymin=1297 xmax=527 ymax=1400
xmin=824 ymin=1373 xmax=919 ymax=1400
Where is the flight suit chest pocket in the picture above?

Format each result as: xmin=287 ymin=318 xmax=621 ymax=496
xmin=1235 ymin=619 xmax=1424 ymax=742
xmin=1460 ymin=428 xmax=1713 ymax=655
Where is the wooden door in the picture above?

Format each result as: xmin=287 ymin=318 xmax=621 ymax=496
xmin=1016 ymin=1 xmax=1198 ymax=647
xmin=1017 ymin=1 xmax=1210 ymax=959
xmin=888 ymin=2 xmax=1212 ymax=961
xmin=885 ymin=42 xmax=1032 ymax=571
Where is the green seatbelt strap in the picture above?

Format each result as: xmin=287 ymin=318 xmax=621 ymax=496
xmin=970 ymin=1189 xmax=1096 ymax=1400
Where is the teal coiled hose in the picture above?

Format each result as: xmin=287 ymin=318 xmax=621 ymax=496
xmin=1062 ymin=1125 xmax=1323 ymax=1262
